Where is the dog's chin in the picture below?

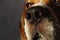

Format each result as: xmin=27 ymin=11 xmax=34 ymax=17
xmin=24 ymin=18 xmax=55 ymax=40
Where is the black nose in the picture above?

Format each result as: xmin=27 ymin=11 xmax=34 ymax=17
xmin=26 ymin=6 xmax=42 ymax=24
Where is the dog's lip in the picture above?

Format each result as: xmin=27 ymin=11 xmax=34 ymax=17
xmin=32 ymin=32 xmax=41 ymax=40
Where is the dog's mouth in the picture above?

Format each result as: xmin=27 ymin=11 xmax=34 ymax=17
xmin=32 ymin=32 xmax=41 ymax=40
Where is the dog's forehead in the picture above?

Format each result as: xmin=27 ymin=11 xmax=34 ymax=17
xmin=25 ymin=0 xmax=50 ymax=4
xmin=25 ymin=0 xmax=39 ymax=3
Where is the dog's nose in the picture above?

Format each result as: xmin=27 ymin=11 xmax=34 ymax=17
xmin=26 ymin=6 xmax=42 ymax=24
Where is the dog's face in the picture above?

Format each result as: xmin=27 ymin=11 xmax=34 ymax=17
xmin=20 ymin=0 xmax=59 ymax=40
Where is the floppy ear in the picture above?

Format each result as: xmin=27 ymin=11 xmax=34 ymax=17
xmin=20 ymin=22 xmax=27 ymax=40
xmin=19 ymin=6 xmax=27 ymax=40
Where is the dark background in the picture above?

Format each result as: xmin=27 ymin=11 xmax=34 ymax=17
xmin=0 ymin=0 xmax=25 ymax=40
xmin=0 ymin=0 xmax=60 ymax=40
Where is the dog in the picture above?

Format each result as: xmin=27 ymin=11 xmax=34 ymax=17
xmin=20 ymin=0 xmax=60 ymax=40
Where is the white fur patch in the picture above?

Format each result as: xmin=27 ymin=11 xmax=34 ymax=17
xmin=24 ymin=19 xmax=30 ymax=40
xmin=31 ymin=0 xmax=46 ymax=7
xmin=24 ymin=19 xmax=32 ymax=40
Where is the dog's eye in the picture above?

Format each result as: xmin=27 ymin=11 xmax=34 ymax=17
xmin=26 ymin=3 xmax=33 ymax=8
xmin=26 ymin=13 xmax=31 ymax=19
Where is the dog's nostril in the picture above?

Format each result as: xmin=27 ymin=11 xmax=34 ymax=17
xmin=26 ymin=13 xmax=31 ymax=19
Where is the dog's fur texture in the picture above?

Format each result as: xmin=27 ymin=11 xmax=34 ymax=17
xmin=20 ymin=0 xmax=60 ymax=40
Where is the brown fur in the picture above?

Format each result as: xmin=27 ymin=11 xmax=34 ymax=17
xmin=20 ymin=0 xmax=59 ymax=40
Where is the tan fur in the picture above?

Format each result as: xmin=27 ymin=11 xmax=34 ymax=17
xmin=25 ymin=0 xmax=50 ymax=5
xmin=20 ymin=6 xmax=27 ymax=40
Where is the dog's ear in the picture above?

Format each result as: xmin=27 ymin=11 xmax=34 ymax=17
xmin=19 ymin=6 xmax=27 ymax=40
xmin=20 ymin=22 xmax=27 ymax=40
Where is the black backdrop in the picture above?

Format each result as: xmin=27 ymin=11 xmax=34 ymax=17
xmin=0 ymin=0 xmax=25 ymax=40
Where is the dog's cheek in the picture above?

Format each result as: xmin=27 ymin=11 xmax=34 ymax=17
xmin=24 ymin=19 xmax=36 ymax=40
xmin=37 ymin=19 xmax=55 ymax=40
